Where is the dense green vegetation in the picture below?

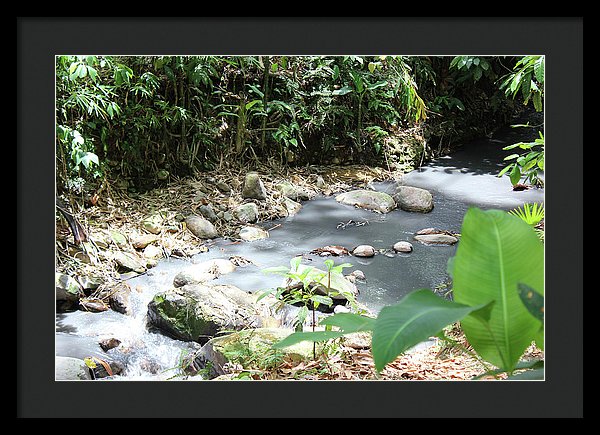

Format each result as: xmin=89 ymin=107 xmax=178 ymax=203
xmin=274 ymin=207 xmax=545 ymax=379
xmin=56 ymin=55 xmax=542 ymax=199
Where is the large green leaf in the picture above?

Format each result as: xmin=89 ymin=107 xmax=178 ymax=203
xmin=371 ymin=289 xmax=490 ymax=372
xmin=319 ymin=312 xmax=375 ymax=332
xmin=452 ymin=208 xmax=544 ymax=372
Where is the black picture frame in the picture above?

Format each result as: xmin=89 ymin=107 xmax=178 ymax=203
xmin=18 ymin=16 xmax=583 ymax=418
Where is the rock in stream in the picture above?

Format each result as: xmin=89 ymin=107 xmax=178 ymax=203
xmin=335 ymin=189 xmax=396 ymax=213
xmin=147 ymin=283 xmax=278 ymax=344
xmin=393 ymin=185 xmax=434 ymax=213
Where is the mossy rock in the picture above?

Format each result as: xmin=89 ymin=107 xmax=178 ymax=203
xmin=147 ymin=284 xmax=272 ymax=344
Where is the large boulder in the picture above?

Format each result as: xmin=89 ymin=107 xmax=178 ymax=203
xmin=233 ymin=203 xmax=259 ymax=224
xmin=191 ymin=328 xmax=317 ymax=379
xmin=242 ymin=172 xmax=267 ymax=200
xmin=186 ymin=215 xmax=218 ymax=239
xmin=335 ymin=189 xmax=396 ymax=213
xmin=147 ymin=283 xmax=276 ymax=344
xmin=393 ymin=185 xmax=434 ymax=213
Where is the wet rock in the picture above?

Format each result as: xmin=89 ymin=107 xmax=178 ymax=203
xmin=186 ymin=215 xmax=218 ymax=239
xmin=173 ymin=259 xmax=236 ymax=287
xmin=79 ymin=298 xmax=109 ymax=312
xmin=192 ymin=258 xmax=237 ymax=273
xmin=242 ymin=172 xmax=267 ymax=200
xmin=352 ymin=245 xmax=375 ymax=257
xmin=147 ymin=283 xmax=273 ymax=344
xmin=416 ymin=227 xmax=454 ymax=236
xmin=233 ymin=202 xmax=259 ymax=224
xmin=348 ymin=270 xmax=366 ymax=281
xmin=55 ymin=356 xmax=92 ymax=380
xmin=413 ymin=234 xmax=458 ymax=245
xmin=173 ymin=270 xmax=217 ymax=287
xmin=132 ymin=233 xmax=160 ymax=249
xmin=239 ymin=226 xmax=269 ymax=241
xmin=108 ymin=282 xmax=132 ymax=314
xmin=335 ymin=189 xmax=396 ymax=213
xmin=99 ymin=337 xmax=121 ymax=352
xmin=283 ymin=197 xmax=302 ymax=216
xmin=393 ymin=241 xmax=413 ymax=253
xmin=310 ymin=245 xmax=350 ymax=256
xmin=275 ymin=181 xmax=311 ymax=201
xmin=56 ymin=272 xmax=83 ymax=311
xmin=113 ymin=251 xmax=147 ymax=273
xmin=192 ymin=328 xmax=317 ymax=379
xmin=142 ymin=212 xmax=163 ymax=234
xmin=198 ymin=205 xmax=218 ymax=223
xmin=393 ymin=185 xmax=433 ymax=213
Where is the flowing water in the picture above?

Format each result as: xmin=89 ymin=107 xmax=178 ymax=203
xmin=55 ymin=120 xmax=544 ymax=380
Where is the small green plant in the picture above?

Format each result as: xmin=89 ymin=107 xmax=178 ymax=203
xmin=274 ymin=208 xmax=544 ymax=379
xmin=498 ymin=129 xmax=544 ymax=187
xmin=509 ymin=203 xmax=544 ymax=241
xmin=260 ymin=256 xmax=353 ymax=358
xmin=509 ymin=202 xmax=544 ymax=226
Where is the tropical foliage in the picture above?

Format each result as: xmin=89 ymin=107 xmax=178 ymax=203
xmin=56 ymin=55 xmax=533 ymax=199
xmin=499 ymin=129 xmax=545 ymax=187
xmin=274 ymin=208 xmax=545 ymax=379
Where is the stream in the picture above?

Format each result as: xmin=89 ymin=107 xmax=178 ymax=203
xmin=55 ymin=120 xmax=544 ymax=380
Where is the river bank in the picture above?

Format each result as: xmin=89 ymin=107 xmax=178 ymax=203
xmin=55 ymin=118 xmax=544 ymax=381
